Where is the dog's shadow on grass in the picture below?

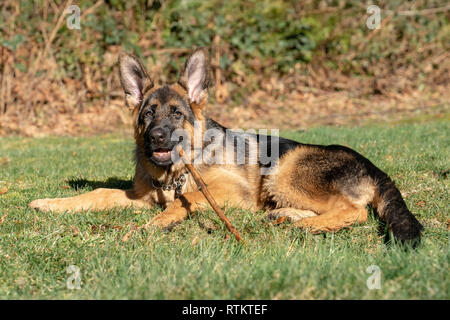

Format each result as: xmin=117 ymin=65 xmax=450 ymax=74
xmin=67 ymin=177 xmax=133 ymax=191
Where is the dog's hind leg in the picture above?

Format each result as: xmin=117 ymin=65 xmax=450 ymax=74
xmin=294 ymin=204 xmax=368 ymax=234
xmin=29 ymin=188 xmax=152 ymax=213
xmin=265 ymin=204 xmax=367 ymax=233
xmin=263 ymin=144 xmax=374 ymax=233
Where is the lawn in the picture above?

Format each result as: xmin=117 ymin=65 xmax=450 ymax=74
xmin=0 ymin=119 xmax=448 ymax=299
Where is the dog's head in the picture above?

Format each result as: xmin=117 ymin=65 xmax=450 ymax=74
xmin=118 ymin=49 xmax=210 ymax=167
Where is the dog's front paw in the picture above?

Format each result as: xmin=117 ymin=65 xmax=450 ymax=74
xmin=146 ymin=214 xmax=176 ymax=230
xmin=29 ymin=198 xmax=80 ymax=213
xmin=29 ymin=199 xmax=59 ymax=212
xmin=145 ymin=209 xmax=186 ymax=230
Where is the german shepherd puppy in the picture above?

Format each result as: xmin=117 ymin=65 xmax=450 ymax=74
xmin=29 ymin=49 xmax=423 ymax=245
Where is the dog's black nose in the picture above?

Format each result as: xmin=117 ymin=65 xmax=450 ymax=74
xmin=150 ymin=127 xmax=166 ymax=144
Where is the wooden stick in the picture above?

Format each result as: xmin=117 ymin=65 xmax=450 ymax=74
xmin=179 ymin=148 xmax=242 ymax=241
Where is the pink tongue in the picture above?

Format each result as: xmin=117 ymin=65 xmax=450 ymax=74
xmin=153 ymin=150 xmax=171 ymax=161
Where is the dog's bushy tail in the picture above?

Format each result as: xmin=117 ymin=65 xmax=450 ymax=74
xmin=371 ymin=171 xmax=423 ymax=246
xmin=325 ymin=144 xmax=423 ymax=246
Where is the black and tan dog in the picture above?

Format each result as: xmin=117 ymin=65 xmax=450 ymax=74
xmin=29 ymin=49 xmax=423 ymax=244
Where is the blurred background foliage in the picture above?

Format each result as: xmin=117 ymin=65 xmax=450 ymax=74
xmin=0 ymin=0 xmax=448 ymax=135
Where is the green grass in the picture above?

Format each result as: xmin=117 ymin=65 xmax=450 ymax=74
xmin=0 ymin=120 xmax=448 ymax=299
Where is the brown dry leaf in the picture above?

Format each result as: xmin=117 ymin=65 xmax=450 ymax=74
xmin=91 ymin=225 xmax=102 ymax=233
xmin=0 ymin=214 xmax=7 ymax=224
xmin=199 ymin=219 xmax=218 ymax=233
xmin=122 ymin=230 xmax=134 ymax=242
xmin=0 ymin=187 xmax=8 ymax=195
xmin=272 ymin=216 xmax=287 ymax=225
xmin=415 ymin=200 xmax=426 ymax=207
xmin=121 ymin=224 xmax=139 ymax=242
xmin=91 ymin=224 xmax=115 ymax=233
xmin=0 ymin=157 xmax=9 ymax=166
xmin=71 ymin=226 xmax=79 ymax=237
xmin=60 ymin=185 xmax=71 ymax=189
xmin=191 ymin=236 xmax=200 ymax=246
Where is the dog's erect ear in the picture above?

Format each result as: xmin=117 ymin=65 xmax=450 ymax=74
xmin=179 ymin=49 xmax=210 ymax=104
xmin=118 ymin=53 xmax=153 ymax=110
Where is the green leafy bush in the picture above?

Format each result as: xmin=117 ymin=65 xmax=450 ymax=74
xmin=161 ymin=0 xmax=322 ymax=72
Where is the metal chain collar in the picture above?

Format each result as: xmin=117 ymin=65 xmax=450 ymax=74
xmin=151 ymin=171 xmax=187 ymax=198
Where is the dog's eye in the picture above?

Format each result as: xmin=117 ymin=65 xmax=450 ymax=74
xmin=171 ymin=106 xmax=183 ymax=119
xmin=144 ymin=105 xmax=157 ymax=118
xmin=144 ymin=110 xmax=153 ymax=118
xmin=173 ymin=110 xmax=183 ymax=119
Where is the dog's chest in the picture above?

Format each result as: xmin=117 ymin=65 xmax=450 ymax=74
xmin=150 ymin=175 xmax=198 ymax=205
